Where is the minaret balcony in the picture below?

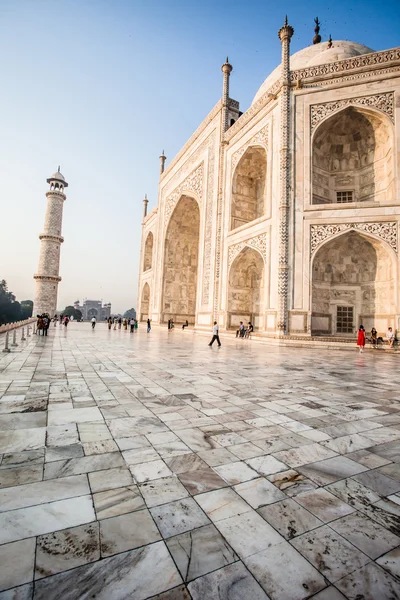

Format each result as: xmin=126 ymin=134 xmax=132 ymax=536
xmin=38 ymin=233 xmax=64 ymax=243
xmin=34 ymin=274 xmax=62 ymax=283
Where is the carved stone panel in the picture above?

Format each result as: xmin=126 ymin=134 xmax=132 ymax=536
xmin=311 ymin=92 xmax=394 ymax=132
xmin=228 ymin=233 xmax=268 ymax=268
xmin=231 ymin=126 xmax=268 ymax=173
xmin=164 ymin=163 xmax=204 ymax=224
xmin=310 ymin=222 xmax=398 ymax=255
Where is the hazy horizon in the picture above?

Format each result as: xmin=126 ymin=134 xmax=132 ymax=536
xmin=1 ymin=0 xmax=399 ymax=313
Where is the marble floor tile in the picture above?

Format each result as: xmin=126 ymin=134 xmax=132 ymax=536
xmin=244 ymin=541 xmax=326 ymax=600
xmin=0 ymin=464 xmax=43 ymax=489
xmin=146 ymin=584 xmax=191 ymax=600
xmin=43 ymin=452 xmax=125 ymax=480
xmin=151 ymin=498 xmax=210 ymax=538
xmin=209 ymin=432 xmax=248 ymax=447
xmin=0 ymin=428 xmax=46 ymax=454
xmin=93 ymin=485 xmax=145 ymax=519
xmin=187 ymin=562 xmax=269 ymax=600
xmin=218 ymin=441 xmax=264 ymax=460
xmin=308 ymin=587 xmax=347 ymax=600
xmin=45 ymin=444 xmax=84 ymax=462
xmin=77 ymin=422 xmax=112 ymax=442
xmin=164 ymin=454 xmax=209 ymax=474
xmin=194 ymin=488 xmax=252 ymax=522
xmin=0 ymin=474 xmax=89 ymax=512
xmin=0 ymin=538 xmax=36 ymax=592
xmin=178 ymin=468 xmax=228 ymax=494
xmin=0 ymin=450 xmax=44 ymax=470
xmin=273 ymin=443 xmax=337 ymax=468
xmin=376 ymin=546 xmax=400 ymax=580
xmin=154 ymin=442 xmax=192 ymax=459
xmin=377 ymin=462 xmax=400 ymax=482
xmin=100 ymin=508 xmax=161 ymax=556
xmin=122 ymin=447 xmax=160 ymax=465
xmin=82 ymin=440 xmax=119 ymax=455
xmin=140 ymin=476 xmax=189 ymax=507
xmin=115 ymin=435 xmax=151 ymax=451
xmin=47 ymin=407 xmax=103 ymax=426
xmin=0 ymin=495 xmax=95 ymax=544
xmin=344 ymin=449 xmax=391 ymax=469
xmin=0 ymin=583 xmax=33 ymax=599
xmin=33 ymin=541 xmax=182 ymax=600
xmin=326 ymin=477 xmax=381 ymax=511
xmin=321 ymin=434 xmax=373 ymax=455
xmin=267 ymin=469 xmax=318 ymax=497
xmin=0 ymin=413 xmax=46 ymax=430
xmin=35 ymin=522 xmax=100 ymax=579
xmin=329 ymin=511 xmax=400 ymax=559
xmin=166 ymin=523 xmax=237 ymax=582
xmin=251 ymin=438 xmax=291 ymax=454
xmin=246 ymin=455 xmax=289 ymax=476
xmin=291 ymin=525 xmax=370 ymax=583
xmin=214 ymin=461 xmax=259 ymax=485
xmin=173 ymin=428 xmax=220 ymax=452
xmin=234 ymin=477 xmax=286 ymax=508
xmin=130 ymin=459 xmax=173 ymax=483
xmin=297 ymin=456 xmax=368 ymax=486
xmin=295 ymin=488 xmax=355 ymax=523
xmin=352 ymin=470 xmax=400 ymax=496
xmin=88 ymin=467 xmax=133 ymax=493
xmin=259 ymin=498 xmax=323 ymax=540
xmin=197 ymin=448 xmax=237 ymax=467
xmin=361 ymin=426 xmax=400 ymax=445
xmin=46 ymin=424 xmax=78 ymax=447
xmin=335 ymin=561 xmax=400 ymax=600
xmin=215 ymin=510 xmax=284 ymax=558
xmin=107 ymin=416 xmax=169 ymax=438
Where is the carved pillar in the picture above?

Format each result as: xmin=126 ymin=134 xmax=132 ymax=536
xmin=277 ymin=17 xmax=294 ymax=334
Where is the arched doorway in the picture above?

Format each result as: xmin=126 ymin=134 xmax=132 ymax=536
xmin=141 ymin=283 xmax=150 ymax=321
xmin=231 ymin=146 xmax=267 ymax=230
xmin=227 ymin=247 xmax=264 ymax=330
xmin=143 ymin=232 xmax=153 ymax=271
xmin=162 ymin=195 xmax=200 ymax=324
xmin=311 ymin=230 xmax=395 ymax=336
xmin=312 ymin=107 xmax=394 ymax=205
xmin=87 ymin=308 xmax=98 ymax=319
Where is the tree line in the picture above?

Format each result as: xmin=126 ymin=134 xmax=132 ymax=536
xmin=0 ymin=280 xmax=33 ymax=325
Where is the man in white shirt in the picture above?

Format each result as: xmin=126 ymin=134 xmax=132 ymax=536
xmin=386 ymin=327 xmax=395 ymax=348
xmin=91 ymin=316 xmax=97 ymax=329
xmin=209 ymin=321 xmax=221 ymax=347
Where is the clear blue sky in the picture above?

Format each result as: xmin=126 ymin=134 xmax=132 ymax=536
xmin=1 ymin=0 xmax=398 ymax=313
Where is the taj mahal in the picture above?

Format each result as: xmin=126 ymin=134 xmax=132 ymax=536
xmin=138 ymin=18 xmax=400 ymax=338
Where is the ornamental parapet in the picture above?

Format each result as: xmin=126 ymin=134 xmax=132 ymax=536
xmin=33 ymin=274 xmax=62 ymax=283
xmin=38 ymin=234 xmax=64 ymax=243
xmin=45 ymin=190 xmax=66 ymax=200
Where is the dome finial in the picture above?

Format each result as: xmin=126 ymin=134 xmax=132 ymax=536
xmin=57 ymin=165 xmax=60 ymax=173
xmin=284 ymin=15 xmax=288 ymax=26
xmin=313 ymin=16 xmax=321 ymax=44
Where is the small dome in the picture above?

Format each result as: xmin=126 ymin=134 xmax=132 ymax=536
xmin=47 ymin=168 xmax=68 ymax=187
xmin=252 ymin=40 xmax=375 ymax=105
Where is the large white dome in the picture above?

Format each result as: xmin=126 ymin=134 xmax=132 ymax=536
xmin=252 ymin=40 xmax=375 ymax=105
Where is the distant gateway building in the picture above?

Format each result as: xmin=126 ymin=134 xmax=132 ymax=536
xmin=138 ymin=19 xmax=400 ymax=338
xmin=74 ymin=300 xmax=111 ymax=321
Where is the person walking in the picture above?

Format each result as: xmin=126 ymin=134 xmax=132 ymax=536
xmin=357 ymin=325 xmax=366 ymax=353
xmin=91 ymin=316 xmax=97 ymax=329
xmin=107 ymin=316 xmax=112 ymax=330
xmin=63 ymin=316 xmax=69 ymax=327
xmin=147 ymin=318 xmax=151 ymax=333
xmin=53 ymin=314 xmax=57 ymax=327
xmin=130 ymin=318 xmax=135 ymax=333
xmin=209 ymin=321 xmax=221 ymax=347
xmin=43 ymin=314 xmax=50 ymax=336
xmin=123 ymin=318 xmax=128 ymax=331
xmin=134 ymin=319 xmax=138 ymax=332
xmin=118 ymin=317 xmax=122 ymax=329
xmin=113 ymin=317 xmax=118 ymax=330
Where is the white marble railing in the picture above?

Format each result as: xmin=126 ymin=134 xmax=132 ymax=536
xmin=0 ymin=317 xmax=36 ymax=334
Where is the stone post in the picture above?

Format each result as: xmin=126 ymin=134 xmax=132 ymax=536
xmin=2 ymin=332 xmax=11 ymax=353
xmin=277 ymin=16 xmax=294 ymax=334
xmin=159 ymin=151 xmax=166 ymax=176
xmin=221 ymin=58 xmax=232 ymax=134
xmin=21 ymin=327 xmax=26 ymax=341
xmin=11 ymin=329 xmax=18 ymax=347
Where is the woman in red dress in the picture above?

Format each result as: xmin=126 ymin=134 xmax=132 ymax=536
xmin=357 ymin=325 xmax=366 ymax=353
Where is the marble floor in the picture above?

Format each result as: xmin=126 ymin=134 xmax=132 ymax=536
xmin=0 ymin=323 xmax=400 ymax=599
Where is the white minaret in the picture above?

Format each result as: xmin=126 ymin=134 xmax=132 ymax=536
xmin=33 ymin=167 xmax=68 ymax=316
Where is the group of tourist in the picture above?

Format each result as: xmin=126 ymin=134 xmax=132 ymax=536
xmin=36 ymin=313 xmax=69 ymax=334
xmin=103 ymin=316 xmax=139 ymax=333
xmin=357 ymin=325 xmax=397 ymax=352
xmin=235 ymin=321 xmax=254 ymax=339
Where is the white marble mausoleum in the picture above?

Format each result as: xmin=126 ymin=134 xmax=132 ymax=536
xmin=138 ymin=19 xmax=400 ymax=338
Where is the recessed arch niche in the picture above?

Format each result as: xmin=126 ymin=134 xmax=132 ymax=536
xmin=231 ymin=146 xmax=267 ymax=230
xmin=227 ymin=246 xmax=265 ymax=330
xmin=141 ymin=282 xmax=150 ymax=321
xmin=143 ymin=232 xmax=154 ymax=271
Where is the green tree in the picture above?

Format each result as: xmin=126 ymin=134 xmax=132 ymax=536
xmin=0 ymin=280 xmax=33 ymax=325
xmin=21 ymin=300 xmax=33 ymax=320
xmin=123 ymin=308 xmax=136 ymax=319
xmin=63 ymin=306 xmax=83 ymax=321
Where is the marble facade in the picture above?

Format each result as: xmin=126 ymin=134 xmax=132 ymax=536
xmin=138 ymin=25 xmax=400 ymax=338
